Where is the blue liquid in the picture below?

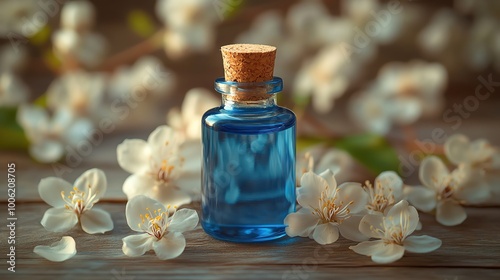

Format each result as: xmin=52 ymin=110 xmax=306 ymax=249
xmin=201 ymin=105 xmax=296 ymax=242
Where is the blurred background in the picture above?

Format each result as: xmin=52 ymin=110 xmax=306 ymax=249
xmin=1 ymin=0 xmax=499 ymax=184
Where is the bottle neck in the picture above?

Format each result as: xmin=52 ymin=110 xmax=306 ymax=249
xmin=221 ymin=94 xmax=277 ymax=109
xmin=214 ymin=77 xmax=283 ymax=111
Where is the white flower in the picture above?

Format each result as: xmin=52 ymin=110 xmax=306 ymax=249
xmin=285 ymin=170 xmax=369 ymax=245
xmin=60 ymin=0 xmax=95 ymax=32
xmin=363 ymin=171 xmax=403 ymax=215
xmin=296 ymin=145 xmax=357 ymax=184
xmin=166 ymin=88 xmax=218 ymax=142
xmin=405 ymin=156 xmax=489 ymax=226
xmin=0 ymin=72 xmax=29 ymax=107
xmin=286 ymin=0 xmax=333 ymax=48
xmin=17 ymin=105 xmax=93 ymax=163
xmin=293 ymin=45 xmax=350 ymax=114
xmin=38 ymin=168 xmax=114 ymax=234
xmin=47 ymin=70 xmax=106 ymax=121
xmin=156 ymin=0 xmax=217 ymax=28
xmin=33 ymin=236 xmax=77 ymax=262
xmin=117 ymin=125 xmax=201 ymax=207
xmin=156 ymin=0 xmax=218 ymax=59
xmin=418 ymin=9 xmax=464 ymax=57
xmin=445 ymin=134 xmax=500 ymax=198
xmin=350 ymin=60 xmax=447 ymax=134
xmin=0 ymin=0 xmax=41 ymax=37
xmin=375 ymin=61 xmax=448 ymax=118
xmin=52 ymin=0 xmax=105 ymax=68
xmin=341 ymin=0 xmax=404 ymax=44
xmin=350 ymin=200 xmax=441 ymax=264
xmin=162 ymin=24 xmax=215 ymax=59
xmin=349 ymin=88 xmax=418 ymax=135
xmin=109 ymin=56 xmax=176 ymax=101
xmin=122 ymin=195 xmax=198 ymax=260
xmin=52 ymin=29 xmax=106 ymax=69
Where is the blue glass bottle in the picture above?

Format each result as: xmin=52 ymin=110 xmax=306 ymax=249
xmin=201 ymin=77 xmax=296 ymax=242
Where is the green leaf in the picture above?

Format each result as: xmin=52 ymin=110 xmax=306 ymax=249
xmin=335 ymin=134 xmax=400 ymax=175
xmin=29 ymin=25 xmax=51 ymax=46
xmin=292 ymin=92 xmax=310 ymax=109
xmin=297 ymin=137 xmax=325 ymax=151
xmin=42 ymin=48 xmax=62 ymax=71
xmin=127 ymin=10 xmax=156 ymax=38
xmin=34 ymin=94 xmax=47 ymax=107
xmin=213 ymin=0 xmax=246 ymax=21
xmin=0 ymin=107 xmax=29 ymax=151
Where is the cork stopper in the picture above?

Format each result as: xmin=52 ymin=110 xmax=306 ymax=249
xmin=221 ymin=44 xmax=277 ymax=101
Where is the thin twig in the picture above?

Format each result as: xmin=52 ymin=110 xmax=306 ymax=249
xmin=99 ymin=30 xmax=165 ymax=72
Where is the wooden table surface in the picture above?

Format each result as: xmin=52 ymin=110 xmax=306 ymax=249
xmin=1 ymin=129 xmax=500 ymax=280
xmin=2 ymin=0 xmax=500 ymax=278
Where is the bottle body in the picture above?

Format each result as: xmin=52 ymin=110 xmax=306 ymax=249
xmin=201 ymin=78 xmax=296 ymax=242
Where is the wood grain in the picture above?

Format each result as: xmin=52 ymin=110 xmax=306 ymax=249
xmin=1 ymin=202 xmax=499 ymax=279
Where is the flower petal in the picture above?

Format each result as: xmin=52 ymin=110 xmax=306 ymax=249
xmin=38 ymin=177 xmax=73 ymax=208
xmin=168 ymin=208 xmax=199 ymax=233
xmin=386 ymin=200 xmax=419 ymax=235
xmin=17 ymin=104 xmax=49 ymax=140
xmin=41 ymin=208 xmax=78 ymax=233
xmin=123 ymin=174 xmax=192 ymax=207
xmin=117 ymin=139 xmax=151 ymax=175
xmin=452 ymin=165 xmax=490 ymax=204
xmin=179 ymin=140 xmax=202 ymax=174
xmin=122 ymin=174 xmax=156 ymax=200
xmin=80 ymin=208 xmax=114 ymax=234
xmin=153 ymin=232 xmax=186 ymax=260
xmin=126 ymin=195 xmax=167 ymax=232
xmin=376 ymin=171 xmax=403 ymax=200
xmin=360 ymin=213 xmax=385 ymax=237
xmin=73 ymin=168 xmax=107 ymax=201
xmin=350 ymin=240 xmax=385 ymax=256
xmin=122 ymin=234 xmax=153 ymax=257
xmin=284 ymin=208 xmax=319 ymax=237
xmin=404 ymin=235 xmax=442 ymax=253
xmin=298 ymin=171 xmax=329 ymax=208
xmin=312 ymin=223 xmax=339 ymax=245
xmin=339 ymin=215 xmax=369 ymax=241
xmin=404 ymin=186 xmax=437 ymax=212
xmin=336 ymin=182 xmax=368 ymax=214
xmin=419 ymin=156 xmax=450 ymax=191
xmin=371 ymin=243 xmax=405 ymax=264
xmin=444 ymin=134 xmax=470 ymax=165
xmin=318 ymin=169 xmax=337 ymax=192
xmin=436 ymin=199 xmax=466 ymax=226
xmin=147 ymin=125 xmax=177 ymax=151
xmin=30 ymin=140 xmax=65 ymax=163
xmin=33 ymin=236 xmax=76 ymax=262
xmin=174 ymin=172 xmax=202 ymax=200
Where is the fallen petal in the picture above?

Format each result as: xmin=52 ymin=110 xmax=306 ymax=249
xmin=34 ymin=236 xmax=76 ymax=262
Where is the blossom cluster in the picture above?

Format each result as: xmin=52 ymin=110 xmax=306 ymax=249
xmin=285 ymin=133 xmax=500 ymax=263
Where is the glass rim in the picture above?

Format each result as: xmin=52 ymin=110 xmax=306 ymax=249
xmin=214 ymin=77 xmax=283 ymax=95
